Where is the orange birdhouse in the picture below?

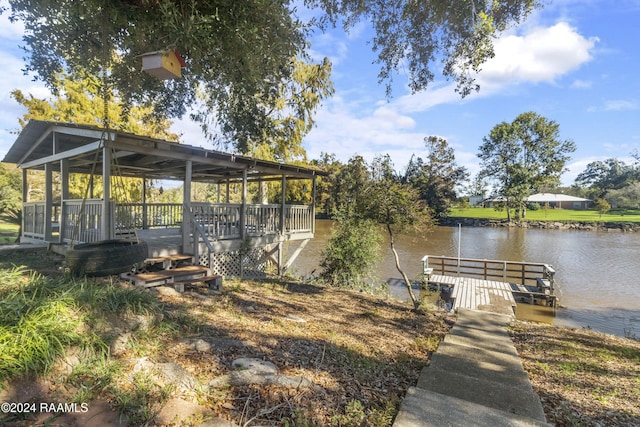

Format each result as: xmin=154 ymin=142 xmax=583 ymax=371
xmin=140 ymin=50 xmax=186 ymax=80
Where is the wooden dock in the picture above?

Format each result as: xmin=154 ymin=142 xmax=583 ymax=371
xmin=423 ymin=255 xmax=559 ymax=317
xmin=429 ymin=275 xmax=518 ymax=317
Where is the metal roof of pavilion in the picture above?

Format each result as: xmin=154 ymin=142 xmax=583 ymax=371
xmin=2 ymin=120 xmax=324 ymax=182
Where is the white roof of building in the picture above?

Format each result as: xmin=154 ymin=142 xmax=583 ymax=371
xmin=527 ymin=193 xmax=591 ymax=203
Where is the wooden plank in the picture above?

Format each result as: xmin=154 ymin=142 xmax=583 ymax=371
xmin=458 ymin=280 xmax=465 ymax=310
xmin=429 ymin=274 xmax=458 ymax=286
xmin=146 ymin=254 xmax=194 ymax=263
xmin=120 ymin=265 xmax=210 ymax=287
xmin=446 ymin=275 xmax=519 ymax=314
xmin=470 ymin=279 xmax=477 ymax=310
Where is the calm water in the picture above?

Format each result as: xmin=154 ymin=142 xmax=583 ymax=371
xmin=289 ymin=220 xmax=640 ymax=338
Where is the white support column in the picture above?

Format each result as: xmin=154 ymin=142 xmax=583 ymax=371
xmin=311 ymin=176 xmax=317 ymax=235
xmin=278 ymin=175 xmax=287 ymax=276
xmin=22 ymin=168 xmax=28 ymax=202
xmin=60 ymin=158 xmax=69 ymax=243
xmin=60 ymin=159 xmax=69 ymax=201
xmin=280 ymin=175 xmax=287 ymax=235
xmin=240 ymin=169 xmax=247 ymax=239
xmin=182 ymin=160 xmax=193 ymax=252
xmin=142 ymin=178 xmax=148 ymax=229
xmin=44 ymin=162 xmax=53 ymax=241
xmin=101 ymin=145 xmax=112 ymax=240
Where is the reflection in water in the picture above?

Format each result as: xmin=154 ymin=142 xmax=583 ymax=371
xmin=289 ymin=220 xmax=640 ymax=338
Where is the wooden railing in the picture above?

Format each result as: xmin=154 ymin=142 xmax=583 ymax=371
xmin=191 ymin=203 xmax=241 ymax=240
xmin=421 ymin=255 xmax=556 ymax=290
xmin=24 ymin=201 xmax=314 ymax=244
xmin=23 ymin=202 xmax=46 ymax=240
xmin=246 ymin=204 xmax=280 ymax=236
xmin=285 ymin=205 xmax=313 ymax=233
xmin=183 ymin=202 xmax=215 ymax=265
xmin=115 ymin=203 xmax=183 ymax=229
xmin=61 ymin=199 xmax=104 ymax=243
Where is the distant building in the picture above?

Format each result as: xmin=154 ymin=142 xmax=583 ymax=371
xmin=483 ymin=193 xmax=592 ymax=210
xmin=483 ymin=196 xmax=507 ymax=208
xmin=527 ymin=193 xmax=592 ymax=210
xmin=469 ymin=195 xmax=484 ymax=207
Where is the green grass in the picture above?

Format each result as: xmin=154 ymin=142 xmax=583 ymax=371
xmin=0 ymin=221 xmax=19 ymax=244
xmin=0 ymin=255 xmax=160 ymax=385
xmin=449 ymin=207 xmax=640 ymax=223
xmin=0 ymin=251 xmax=183 ymax=425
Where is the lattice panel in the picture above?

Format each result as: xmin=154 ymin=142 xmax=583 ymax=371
xmin=198 ymin=252 xmax=209 ymax=267
xmin=242 ymin=247 xmax=268 ymax=279
xmin=210 ymin=251 xmax=242 ymax=278
xmin=208 ymin=248 xmax=272 ymax=279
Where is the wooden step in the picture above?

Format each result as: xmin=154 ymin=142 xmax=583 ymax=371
xmin=121 ymin=265 xmax=210 ymax=288
xmin=173 ymin=275 xmax=223 ymax=293
xmin=142 ymin=254 xmax=194 ymax=271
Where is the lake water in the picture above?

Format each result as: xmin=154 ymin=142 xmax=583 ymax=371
xmin=289 ymin=220 xmax=640 ymax=339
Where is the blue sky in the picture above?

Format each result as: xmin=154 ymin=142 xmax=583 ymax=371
xmin=1 ymin=0 xmax=639 ymax=187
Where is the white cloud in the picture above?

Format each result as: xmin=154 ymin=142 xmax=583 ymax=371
xmin=304 ymin=98 xmax=425 ymax=166
xmin=0 ymin=5 xmax=25 ymax=40
xmin=479 ymin=22 xmax=598 ymax=85
xmin=0 ymin=2 xmax=53 ymax=157
xmin=306 ymin=21 xmax=598 ymax=173
xmin=309 ymin=32 xmax=348 ymax=67
xmin=587 ymin=100 xmax=639 ymax=113
xmin=602 ymin=100 xmax=638 ymax=111
xmin=391 ymin=22 xmax=597 ymax=114
xmin=571 ymin=79 xmax=592 ymax=89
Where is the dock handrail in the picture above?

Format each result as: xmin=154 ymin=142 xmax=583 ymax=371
xmin=422 ymin=255 xmax=555 ymax=290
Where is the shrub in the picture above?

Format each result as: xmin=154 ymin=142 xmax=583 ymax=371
xmin=319 ymin=215 xmax=381 ymax=289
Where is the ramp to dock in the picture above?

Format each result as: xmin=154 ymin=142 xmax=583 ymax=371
xmin=393 ymin=309 xmax=550 ymax=426
xmin=430 ymin=275 xmax=517 ymax=317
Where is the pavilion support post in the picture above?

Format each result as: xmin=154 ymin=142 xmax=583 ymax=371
xmin=226 ymin=179 xmax=230 ymax=203
xmin=22 ymin=168 xmax=28 ymax=202
xmin=101 ymin=146 xmax=112 ymax=240
xmin=278 ymin=175 xmax=288 ymax=276
xmin=240 ymin=169 xmax=247 ymax=240
xmin=278 ymin=241 xmax=284 ymax=276
xmin=142 ymin=178 xmax=148 ymax=229
xmin=44 ymin=162 xmax=53 ymax=241
xmin=311 ymin=176 xmax=317 ymax=234
xmin=283 ymin=238 xmax=310 ymax=272
xmin=280 ymin=175 xmax=287 ymax=235
xmin=182 ymin=160 xmax=193 ymax=252
xmin=20 ymin=168 xmax=28 ymax=243
xmin=60 ymin=158 xmax=69 ymax=243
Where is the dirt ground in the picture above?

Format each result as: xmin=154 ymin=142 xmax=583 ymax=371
xmin=145 ymin=279 xmax=452 ymax=424
xmin=510 ymin=321 xmax=640 ymax=426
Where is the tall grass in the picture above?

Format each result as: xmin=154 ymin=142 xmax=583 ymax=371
xmin=0 ymin=265 xmax=159 ymax=383
xmin=0 ymin=268 xmax=87 ymax=379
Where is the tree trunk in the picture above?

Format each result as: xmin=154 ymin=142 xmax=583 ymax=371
xmin=387 ymin=224 xmax=419 ymax=310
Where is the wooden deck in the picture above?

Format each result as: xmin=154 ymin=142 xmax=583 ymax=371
xmin=429 ymin=274 xmax=517 ymax=317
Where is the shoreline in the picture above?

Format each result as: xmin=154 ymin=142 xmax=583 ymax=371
xmin=439 ymin=217 xmax=640 ymax=232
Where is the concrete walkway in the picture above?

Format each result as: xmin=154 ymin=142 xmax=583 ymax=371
xmin=394 ymin=309 xmax=550 ymax=427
